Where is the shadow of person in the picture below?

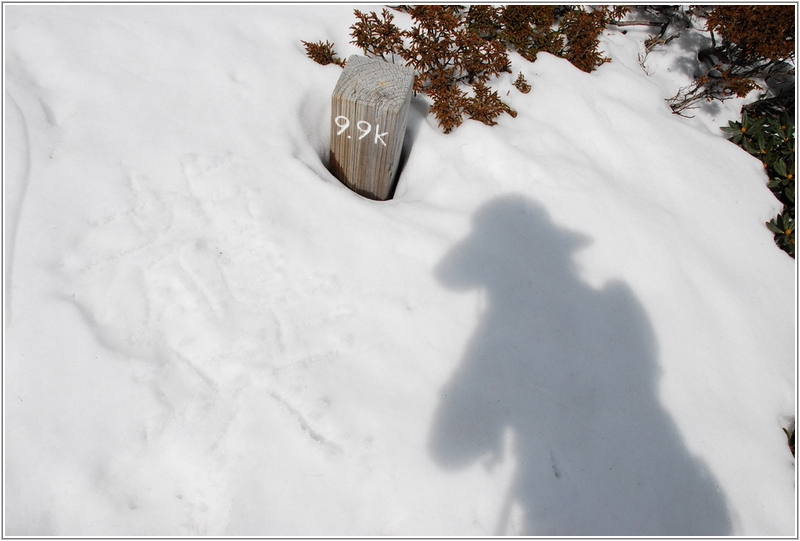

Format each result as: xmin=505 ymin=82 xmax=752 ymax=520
xmin=428 ymin=196 xmax=732 ymax=536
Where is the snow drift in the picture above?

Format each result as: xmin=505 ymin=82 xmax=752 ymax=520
xmin=4 ymin=5 xmax=795 ymax=536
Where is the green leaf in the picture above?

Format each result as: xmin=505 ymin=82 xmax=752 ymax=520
xmin=773 ymin=159 xmax=788 ymax=178
xmin=767 ymin=220 xmax=784 ymax=234
xmin=768 ymin=178 xmax=785 ymax=189
xmin=748 ymin=116 xmax=767 ymax=134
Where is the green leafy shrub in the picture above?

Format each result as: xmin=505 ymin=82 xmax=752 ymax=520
xmin=302 ymin=5 xmax=619 ymax=133
xmin=722 ymin=110 xmax=795 ymax=257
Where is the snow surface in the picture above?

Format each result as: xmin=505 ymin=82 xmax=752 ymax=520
xmin=3 ymin=4 xmax=796 ymax=536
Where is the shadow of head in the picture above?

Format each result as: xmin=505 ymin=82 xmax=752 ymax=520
xmin=428 ymin=195 xmax=732 ymax=535
xmin=435 ymin=196 xmax=590 ymax=292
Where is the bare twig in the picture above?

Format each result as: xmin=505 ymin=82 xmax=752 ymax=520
xmin=610 ymin=20 xmax=667 ymax=28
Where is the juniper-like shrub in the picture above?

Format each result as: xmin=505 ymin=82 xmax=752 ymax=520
xmin=350 ymin=8 xmax=404 ymax=62
xmin=668 ymin=5 xmax=795 ymax=115
xmin=302 ymin=5 xmax=619 ymax=133
xmin=300 ymin=39 xmax=345 ymax=67
xmin=513 ymin=72 xmax=531 ymax=94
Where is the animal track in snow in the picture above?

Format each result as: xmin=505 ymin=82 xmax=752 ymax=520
xmin=60 ymin=153 xmax=288 ymax=386
xmin=269 ymin=390 xmax=343 ymax=457
xmin=59 ymin=150 xmax=366 ymax=497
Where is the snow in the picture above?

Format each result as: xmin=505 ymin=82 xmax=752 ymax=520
xmin=3 ymin=4 xmax=795 ymax=536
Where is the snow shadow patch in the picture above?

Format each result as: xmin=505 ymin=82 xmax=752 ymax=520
xmin=428 ymin=196 xmax=732 ymax=536
xmin=394 ymin=97 xmax=428 ymax=190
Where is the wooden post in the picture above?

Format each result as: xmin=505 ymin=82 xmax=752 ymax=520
xmin=330 ymin=55 xmax=415 ymax=201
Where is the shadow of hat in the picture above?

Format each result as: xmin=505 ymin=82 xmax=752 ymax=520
xmin=436 ymin=195 xmax=592 ymax=290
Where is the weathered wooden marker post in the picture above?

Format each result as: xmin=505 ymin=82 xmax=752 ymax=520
xmin=330 ymin=55 xmax=415 ymax=201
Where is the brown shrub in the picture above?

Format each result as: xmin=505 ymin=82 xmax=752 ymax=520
xmin=303 ymin=5 xmax=615 ymax=133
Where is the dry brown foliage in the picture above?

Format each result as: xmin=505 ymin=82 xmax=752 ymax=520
xmin=300 ymin=40 xmax=345 ymax=67
xmin=303 ymin=5 xmax=617 ymax=133
xmin=708 ymin=5 xmax=794 ymax=63
xmin=513 ymin=72 xmax=531 ymax=94
xmin=667 ymin=5 xmax=795 ymax=115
